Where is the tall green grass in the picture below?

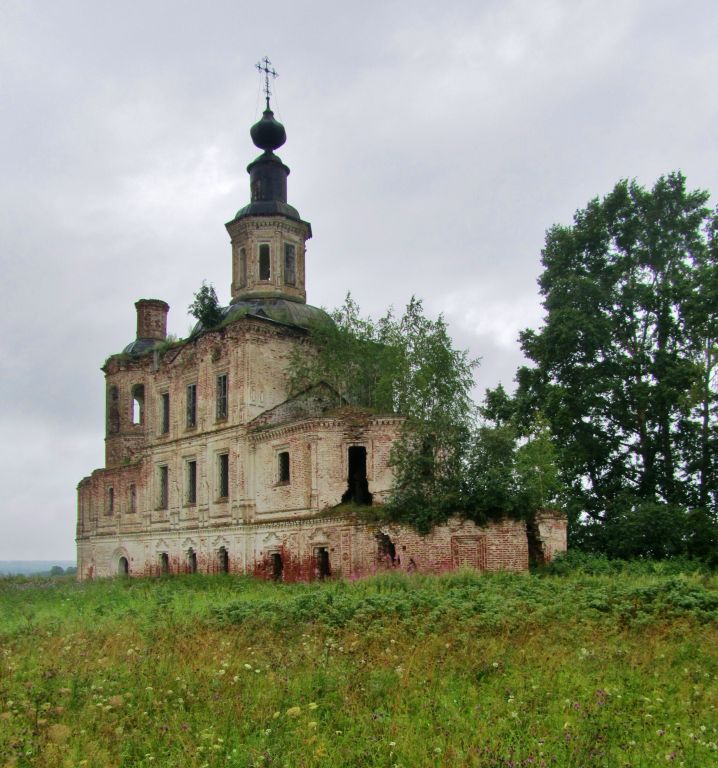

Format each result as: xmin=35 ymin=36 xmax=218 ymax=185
xmin=1 ymin=565 xmax=717 ymax=767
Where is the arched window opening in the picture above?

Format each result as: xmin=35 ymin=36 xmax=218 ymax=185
xmin=131 ymin=384 xmax=145 ymax=425
xmin=218 ymin=547 xmax=229 ymax=574
xmin=187 ymin=548 xmax=198 ymax=574
xmin=342 ymin=446 xmax=372 ymax=505
xmin=118 ymin=556 xmax=129 ymax=576
xmin=259 ymin=243 xmax=271 ymax=281
xmin=160 ymin=552 xmax=170 ymax=575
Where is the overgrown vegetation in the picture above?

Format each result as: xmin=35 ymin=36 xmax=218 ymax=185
xmin=1 ymin=569 xmax=717 ymax=767
xmin=188 ymin=281 xmax=223 ymax=330
xmin=293 ymin=174 xmax=718 ymax=560
xmin=290 ymin=295 xmax=562 ymax=533
xmin=490 ymin=172 xmax=718 ymax=561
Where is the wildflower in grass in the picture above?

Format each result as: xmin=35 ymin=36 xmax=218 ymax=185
xmin=244 ymin=663 xmax=252 ymax=670
xmin=286 ymin=706 xmax=302 ymax=717
xmin=308 ymin=702 xmax=318 ymax=710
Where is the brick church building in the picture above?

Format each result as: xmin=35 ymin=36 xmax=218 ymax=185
xmin=76 ymin=83 xmax=566 ymax=580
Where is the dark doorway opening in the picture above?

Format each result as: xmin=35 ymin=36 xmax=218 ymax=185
xmin=188 ymin=548 xmax=197 ymax=574
xmin=316 ymin=547 xmax=331 ymax=580
xmin=160 ymin=552 xmax=170 ymax=575
xmin=342 ymin=446 xmax=373 ymax=505
xmin=219 ymin=547 xmax=229 ymax=574
xmin=118 ymin=556 xmax=129 ymax=576
xmin=271 ymin=552 xmax=283 ymax=582
xmin=376 ymin=532 xmax=397 ymax=565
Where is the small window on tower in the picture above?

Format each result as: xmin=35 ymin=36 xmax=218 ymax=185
xmin=284 ymin=243 xmax=296 ymax=286
xmin=129 ymin=484 xmax=137 ymax=513
xmin=259 ymin=244 xmax=271 ymax=280
xmin=106 ymin=487 xmax=114 ymax=515
xmin=131 ymin=384 xmax=145 ymax=425
xmin=239 ymin=247 xmax=247 ymax=288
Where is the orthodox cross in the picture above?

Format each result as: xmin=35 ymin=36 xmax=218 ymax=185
xmin=256 ymin=56 xmax=278 ymax=110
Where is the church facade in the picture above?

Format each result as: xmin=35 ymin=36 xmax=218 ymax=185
xmin=75 ymin=94 xmax=566 ymax=580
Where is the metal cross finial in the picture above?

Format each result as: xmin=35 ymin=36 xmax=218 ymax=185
xmin=256 ymin=56 xmax=278 ymax=110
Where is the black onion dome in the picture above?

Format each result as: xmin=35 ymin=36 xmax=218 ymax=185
xmin=250 ymin=109 xmax=286 ymax=152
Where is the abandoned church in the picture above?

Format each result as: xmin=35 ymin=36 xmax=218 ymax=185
xmin=76 ymin=75 xmax=566 ymax=581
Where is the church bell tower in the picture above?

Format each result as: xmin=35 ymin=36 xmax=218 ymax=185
xmin=226 ymin=58 xmax=312 ymax=305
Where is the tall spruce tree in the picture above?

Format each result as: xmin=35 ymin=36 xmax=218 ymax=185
xmin=514 ymin=172 xmax=718 ymax=553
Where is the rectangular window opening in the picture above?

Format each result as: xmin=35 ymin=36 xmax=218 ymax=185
xmin=218 ymin=453 xmax=229 ymax=499
xmin=160 ymin=392 xmax=170 ymax=434
xmin=278 ymin=451 xmax=290 ymax=484
xmin=259 ymin=243 xmax=271 ymax=281
xmin=129 ymin=484 xmax=136 ymax=513
xmin=216 ymin=374 xmax=228 ymax=420
xmin=106 ymin=487 xmax=114 ymax=515
xmin=186 ymin=383 xmax=197 ymax=428
xmin=158 ymin=465 xmax=169 ymax=510
xmin=187 ymin=460 xmax=197 ymax=505
xmin=284 ymin=243 xmax=296 ymax=286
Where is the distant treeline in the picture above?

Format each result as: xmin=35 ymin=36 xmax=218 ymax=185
xmin=0 ymin=561 xmax=76 ymax=576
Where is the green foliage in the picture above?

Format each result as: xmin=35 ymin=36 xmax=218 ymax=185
xmin=290 ymin=294 xmax=480 ymax=532
xmin=1 ymin=573 xmax=718 ymax=767
xmin=188 ymin=281 xmax=223 ymax=329
xmin=511 ymin=172 xmax=718 ymax=559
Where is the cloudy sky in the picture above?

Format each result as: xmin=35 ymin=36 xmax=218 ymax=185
xmin=1 ymin=0 xmax=716 ymax=560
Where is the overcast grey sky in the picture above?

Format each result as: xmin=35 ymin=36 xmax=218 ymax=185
xmin=1 ymin=0 xmax=716 ymax=560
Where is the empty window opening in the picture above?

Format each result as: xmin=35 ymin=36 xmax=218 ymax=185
xmin=129 ymin=484 xmax=137 ymax=513
xmin=239 ymin=247 xmax=247 ymax=288
xmin=259 ymin=243 xmax=271 ymax=280
xmin=160 ymin=552 xmax=170 ymax=575
xmin=216 ymin=374 xmax=228 ymax=420
xmin=376 ymin=532 xmax=397 ymax=565
xmin=186 ymin=383 xmax=197 ymax=428
xmin=278 ymin=451 xmax=290 ymax=484
xmin=315 ymin=547 xmax=331 ymax=580
xmin=218 ymin=453 xmax=229 ymax=499
xmin=284 ymin=243 xmax=296 ymax=286
xmin=187 ymin=548 xmax=197 ymax=574
xmin=131 ymin=384 xmax=145 ymax=425
xmin=158 ymin=465 xmax=169 ymax=509
xmin=106 ymin=487 xmax=114 ymax=515
xmin=118 ymin=556 xmax=129 ymax=576
xmin=342 ymin=446 xmax=373 ymax=505
xmin=108 ymin=386 xmax=120 ymax=434
xmin=187 ymin=460 xmax=197 ymax=505
xmin=160 ymin=392 xmax=170 ymax=434
xmin=218 ymin=547 xmax=229 ymax=574
xmin=270 ymin=552 xmax=283 ymax=581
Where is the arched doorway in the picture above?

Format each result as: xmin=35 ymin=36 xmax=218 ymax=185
xmin=187 ymin=548 xmax=198 ymax=574
xmin=118 ymin=556 xmax=129 ymax=576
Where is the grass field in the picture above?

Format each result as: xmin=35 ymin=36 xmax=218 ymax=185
xmin=1 ymin=559 xmax=717 ymax=767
